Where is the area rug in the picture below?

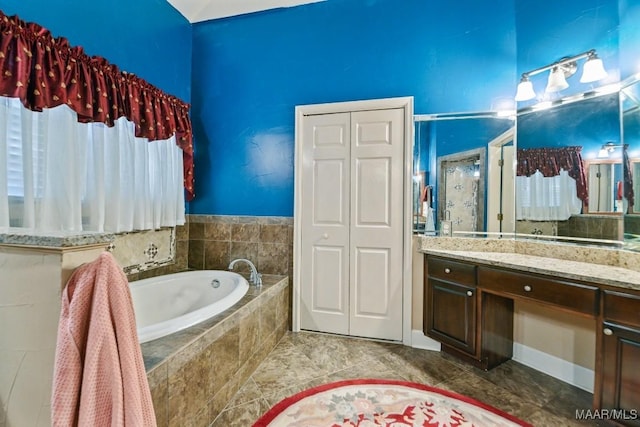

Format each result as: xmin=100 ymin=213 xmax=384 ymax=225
xmin=253 ymin=379 xmax=532 ymax=427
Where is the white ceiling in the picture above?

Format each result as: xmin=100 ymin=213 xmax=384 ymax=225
xmin=167 ymin=0 xmax=326 ymax=22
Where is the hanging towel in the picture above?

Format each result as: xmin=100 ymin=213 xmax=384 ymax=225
xmin=51 ymin=252 xmax=157 ymax=427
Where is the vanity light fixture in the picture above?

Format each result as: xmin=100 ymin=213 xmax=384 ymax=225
xmin=598 ymin=141 xmax=622 ymax=158
xmin=515 ymin=49 xmax=608 ymax=102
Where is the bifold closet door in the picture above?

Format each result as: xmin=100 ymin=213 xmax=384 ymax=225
xmin=349 ymin=108 xmax=404 ymax=341
xmin=300 ymin=112 xmax=351 ymax=335
xmin=299 ymin=108 xmax=404 ymax=341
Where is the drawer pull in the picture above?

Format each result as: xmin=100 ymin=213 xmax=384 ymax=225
xmin=523 ymin=285 xmax=532 ymax=292
xmin=466 ymin=290 xmax=473 ymax=297
xmin=444 ymin=268 xmax=451 ymax=274
xmin=603 ymin=328 xmax=613 ymax=336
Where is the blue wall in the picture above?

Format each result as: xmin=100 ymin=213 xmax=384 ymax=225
xmin=190 ymin=0 xmax=517 ymax=216
xmin=619 ymin=0 xmax=640 ymax=81
xmin=518 ymin=93 xmax=621 ymax=159
xmin=0 ymin=0 xmax=192 ymax=103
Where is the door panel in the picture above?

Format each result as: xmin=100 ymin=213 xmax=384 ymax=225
xmin=313 ymin=159 xmax=345 ymax=224
xmin=349 ymin=108 xmax=404 ymax=341
xmin=312 ymin=246 xmax=345 ymax=313
xmin=355 ymin=157 xmax=391 ymax=226
xmin=300 ymin=113 xmax=350 ymax=335
xmin=354 ymin=247 xmax=390 ymax=317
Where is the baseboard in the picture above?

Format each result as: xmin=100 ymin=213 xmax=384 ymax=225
xmin=411 ymin=329 xmax=441 ymax=351
xmin=410 ymin=333 xmax=593 ymax=392
xmin=512 ymin=342 xmax=594 ymax=393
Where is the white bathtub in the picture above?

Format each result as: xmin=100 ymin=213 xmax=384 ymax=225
xmin=130 ymin=270 xmax=250 ymax=343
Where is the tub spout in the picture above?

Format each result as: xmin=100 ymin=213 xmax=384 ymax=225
xmin=228 ymin=258 xmax=262 ymax=288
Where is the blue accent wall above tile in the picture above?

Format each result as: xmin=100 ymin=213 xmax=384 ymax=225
xmin=190 ymin=0 xmax=517 ymax=216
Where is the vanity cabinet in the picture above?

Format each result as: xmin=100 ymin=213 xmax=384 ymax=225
xmin=423 ymin=256 xmax=513 ymax=370
xmin=599 ymin=291 xmax=640 ymax=425
xmin=423 ymin=252 xmax=640 ymax=426
xmin=423 ymin=256 xmax=477 ymax=355
xmin=478 ymin=266 xmax=599 ymax=316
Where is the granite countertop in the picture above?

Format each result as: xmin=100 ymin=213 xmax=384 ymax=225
xmin=421 ymin=248 xmax=640 ymax=292
xmin=0 ymin=228 xmax=114 ymax=248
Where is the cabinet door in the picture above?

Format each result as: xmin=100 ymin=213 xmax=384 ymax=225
xmin=424 ymin=277 xmax=476 ymax=355
xmin=601 ymin=321 xmax=640 ymax=426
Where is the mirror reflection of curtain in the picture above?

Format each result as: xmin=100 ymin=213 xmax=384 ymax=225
xmin=516 ymin=170 xmax=582 ymax=220
xmin=516 ymin=146 xmax=587 ymax=221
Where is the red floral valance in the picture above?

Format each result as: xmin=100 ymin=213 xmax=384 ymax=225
xmin=517 ymin=146 xmax=588 ymax=204
xmin=0 ymin=11 xmax=194 ymax=200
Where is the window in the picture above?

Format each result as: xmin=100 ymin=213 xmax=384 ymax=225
xmin=0 ymin=96 xmax=185 ymax=232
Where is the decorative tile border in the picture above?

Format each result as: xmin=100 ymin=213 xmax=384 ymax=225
xmin=110 ymin=228 xmax=176 ymax=275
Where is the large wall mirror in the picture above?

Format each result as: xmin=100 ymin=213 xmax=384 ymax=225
xmin=412 ymin=0 xmax=640 ymax=250
xmin=515 ymin=91 xmax=624 ymax=244
xmin=622 ymin=77 xmax=640 ymax=250
xmin=413 ymin=113 xmax=514 ymax=236
xmin=413 ymin=85 xmax=640 ymax=250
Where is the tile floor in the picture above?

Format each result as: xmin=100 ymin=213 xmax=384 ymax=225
xmin=211 ymin=331 xmax=600 ymax=426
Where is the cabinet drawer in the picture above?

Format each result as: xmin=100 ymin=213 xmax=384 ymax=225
xmin=604 ymin=291 xmax=640 ymax=328
xmin=428 ymin=256 xmax=476 ymax=286
xmin=478 ymin=267 xmax=599 ymax=315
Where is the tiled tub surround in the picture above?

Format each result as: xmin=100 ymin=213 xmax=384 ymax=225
xmin=557 ymin=214 xmax=623 ymax=241
xmin=187 ymin=215 xmax=293 ymax=281
xmin=142 ymin=275 xmax=289 ymax=427
xmin=516 ymin=215 xmax=623 ymax=241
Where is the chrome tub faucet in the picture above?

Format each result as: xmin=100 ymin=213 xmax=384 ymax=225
xmin=228 ymin=258 xmax=262 ymax=288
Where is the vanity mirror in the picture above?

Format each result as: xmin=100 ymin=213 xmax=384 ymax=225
xmin=622 ymin=77 xmax=640 ymax=249
xmin=413 ymin=86 xmax=636 ymax=247
xmin=516 ymin=91 xmax=623 ymax=243
xmin=413 ymin=113 xmax=514 ymax=235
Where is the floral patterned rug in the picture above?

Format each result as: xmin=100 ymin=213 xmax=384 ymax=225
xmin=253 ymin=379 xmax=532 ymax=427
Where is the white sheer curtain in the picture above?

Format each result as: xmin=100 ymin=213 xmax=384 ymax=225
xmin=515 ymin=169 xmax=582 ymax=221
xmin=0 ymin=96 xmax=185 ymax=232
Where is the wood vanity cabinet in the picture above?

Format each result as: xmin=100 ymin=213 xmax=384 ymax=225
xmin=599 ymin=290 xmax=640 ymax=426
xmin=423 ymin=255 xmax=513 ymax=370
xmin=478 ymin=266 xmax=600 ymax=316
xmin=423 ymin=256 xmax=477 ymax=355
xmin=424 ymin=253 xmax=640 ymax=425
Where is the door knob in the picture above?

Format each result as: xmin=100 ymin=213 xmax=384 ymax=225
xmin=444 ymin=268 xmax=451 ymax=274
xmin=466 ymin=290 xmax=473 ymax=297
xmin=322 ymin=233 xmax=329 ymax=239
xmin=523 ymin=285 xmax=532 ymax=292
xmin=603 ymin=328 xmax=613 ymax=336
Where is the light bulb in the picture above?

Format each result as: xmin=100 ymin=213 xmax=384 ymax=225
xmin=515 ymin=77 xmax=535 ymax=101
xmin=581 ymin=55 xmax=608 ymax=83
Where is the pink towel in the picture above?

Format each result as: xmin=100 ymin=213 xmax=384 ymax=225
xmin=51 ymin=252 xmax=157 ymax=427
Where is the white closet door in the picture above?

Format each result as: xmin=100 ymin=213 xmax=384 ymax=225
xmin=299 ymin=112 xmax=351 ymax=335
xmin=349 ymin=108 xmax=404 ymax=341
xmin=298 ymin=106 xmax=405 ymax=341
